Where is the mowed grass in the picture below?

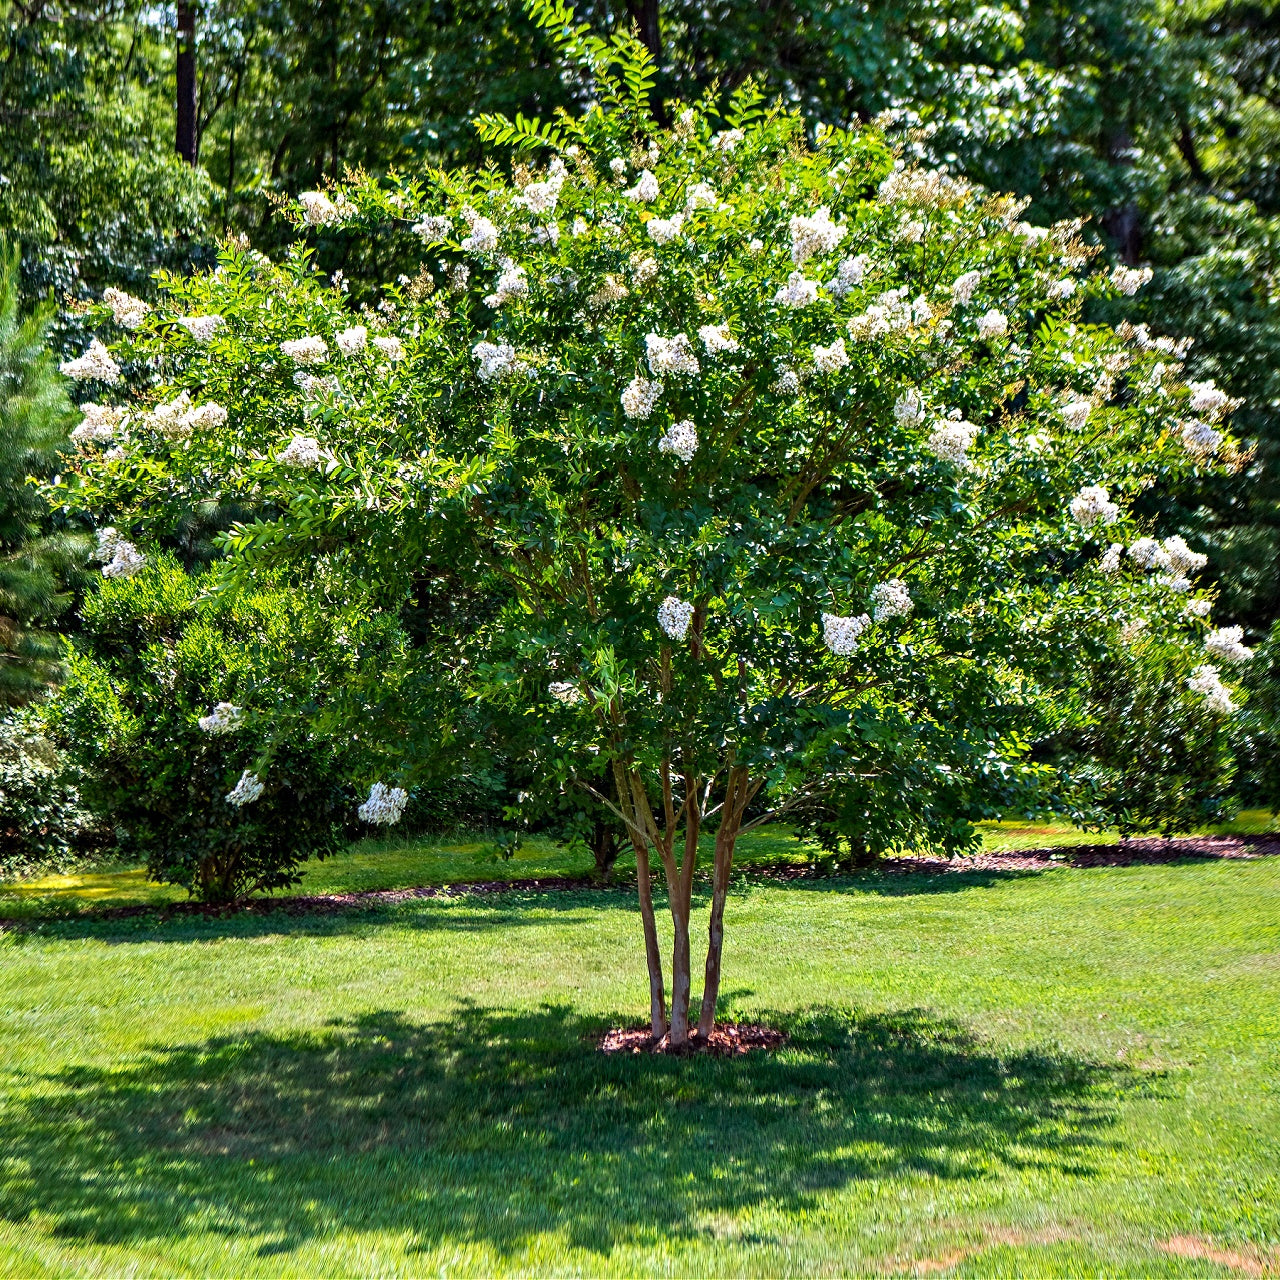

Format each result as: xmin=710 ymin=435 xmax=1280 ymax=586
xmin=3 ymin=810 xmax=1276 ymax=921
xmin=1 ymin=857 xmax=1278 ymax=1276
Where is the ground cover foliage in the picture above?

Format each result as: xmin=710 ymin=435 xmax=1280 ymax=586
xmin=1 ymin=858 xmax=1276 ymax=1274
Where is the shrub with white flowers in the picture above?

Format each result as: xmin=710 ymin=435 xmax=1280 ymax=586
xmin=56 ymin=6 xmax=1246 ymax=1044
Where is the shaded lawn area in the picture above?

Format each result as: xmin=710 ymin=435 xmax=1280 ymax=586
xmin=1 ymin=859 xmax=1278 ymax=1275
xmin=3 ymin=810 xmax=1277 ymax=922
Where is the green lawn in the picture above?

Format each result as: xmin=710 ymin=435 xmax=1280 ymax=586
xmin=1 ymin=856 xmax=1278 ymax=1276
xmin=3 ymin=811 xmax=1276 ymax=922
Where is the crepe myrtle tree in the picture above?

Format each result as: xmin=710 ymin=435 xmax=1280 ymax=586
xmin=52 ymin=8 xmax=1250 ymax=1044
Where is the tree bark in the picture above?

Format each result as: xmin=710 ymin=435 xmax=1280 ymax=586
xmin=665 ymin=771 xmax=699 ymax=1047
xmin=175 ymin=2 xmax=197 ymax=165
xmin=625 ymin=0 xmax=661 ymax=61
xmin=613 ymin=760 xmax=666 ymax=1039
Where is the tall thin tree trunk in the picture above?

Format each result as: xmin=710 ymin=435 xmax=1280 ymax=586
xmin=666 ymin=773 xmax=700 ymax=1046
xmin=697 ymin=768 xmax=754 ymax=1039
xmin=613 ymin=760 xmax=666 ymax=1039
xmin=175 ymin=2 xmax=197 ymax=165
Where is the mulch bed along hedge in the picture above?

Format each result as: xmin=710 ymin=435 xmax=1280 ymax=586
xmin=598 ymin=1023 xmax=786 ymax=1056
xmin=2 ymin=834 xmax=1277 ymax=929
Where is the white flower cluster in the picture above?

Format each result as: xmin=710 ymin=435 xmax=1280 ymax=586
xmin=1184 ymin=598 xmax=1213 ymax=619
xmin=177 ymin=315 xmax=225 ymax=344
xmin=484 ymin=259 xmax=528 ymax=308
xmin=624 ymin=169 xmax=660 ymax=202
xmin=712 ymin=128 xmax=743 ymax=153
xmin=951 ymin=271 xmax=981 ymax=306
xmin=775 ymin=271 xmax=819 ymax=309
xmin=60 ymin=339 xmax=121 ymax=384
xmin=1180 ymin=420 xmax=1222 ymax=459
xmin=871 ymin=579 xmax=913 ymax=622
xmin=698 ymin=324 xmax=739 ymax=354
xmin=1070 ymin=484 xmax=1120 ymax=529
xmin=71 ymin=402 xmax=125 ymax=445
xmin=894 ymin=389 xmax=924 ymax=427
xmin=1099 ymin=543 xmax=1123 ymax=574
xmin=622 ymin=376 xmax=663 ymax=419
xmin=461 ymin=207 xmax=499 ymax=254
xmin=412 ymin=214 xmax=452 ymax=242
xmin=646 ymin=333 xmax=700 ymax=376
xmin=144 ymin=391 xmax=228 ymax=439
xmin=1060 ymin=400 xmax=1092 ymax=431
xmin=788 ymin=206 xmax=846 ymax=264
xmin=358 ymin=781 xmax=409 ymax=825
xmin=278 ymin=435 xmax=325 ymax=468
xmin=95 ymin=527 xmax=147 ymax=579
xmin=589 ymin=275 xmax=628 ymax=308
xmin=1047 ymin=277 xmax=1077 ymax=301
xmin=658 ymin=595 xmax=694 ymax=640
xmin=896 ymin=217 xmax=926 ymax=244
xmin=1187 ymin=665 xmax=1235 ymax=715
xmin=226 ymin=770 xmax=265 ymax=807
xmin=977 ymin=309 xmax=1008 ymax=341
xmin=293 ymin=371 xmax=339 ymax=399
xmin=548 ymin=681 xmax=583 ymax=705
xmin=822 ymin=611 xmax=870 ymax=656
xmin=927 ymin=412 xmax=980 ymax=465
xmin=1187 ymin=380 xmax=1239 ymax=421
xmin=336 ymin=325 xmax=367 ymax=356
xmin=826 ymin=255 xmax=869 ymax=297
xmin=102 ymin=287 xmax=149 ymax=329
xmin=299 ymin=190 xmax=351 ymax=226
xmin=1128 ymin=534 xmax=1207 ymax=591
xmin=280 ymin=335 xmax=329 ymax=365
xmin=812 ymin=337 xmax=849 ymax=373
xmin=1111 ymin=265 xmax=1153 ymax=296
xmin=685 ymin=181 xmax=718 ymax=211
xmin=373 ymin=335 xmax=405 ymax=361
xmin=847 ymin=288 xmax=921 ymax=340
xmin=878 ymin=166 xmax=969 ymax=208
xmin=515 ymin=158 xmax=567 ymax=215
xmin=657 ymin=419 xmax=698 ymax=462
xmin=199 ymin=702 xmax=244 ymax=734
xmin=473 ymin=340 xmax=527 ymax=382
xmin=1204 ymin=626 xmax=1253 ymax=664
xmin=646 ymin=213 xmax=684 ymax=244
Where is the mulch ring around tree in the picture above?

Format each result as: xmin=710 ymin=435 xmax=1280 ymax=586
xmin=598 ymin=1023 xmax=787 ymax=1056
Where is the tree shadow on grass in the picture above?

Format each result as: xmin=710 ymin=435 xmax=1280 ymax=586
xmin=0 ymin=1004 xmax=1154 ymax=1261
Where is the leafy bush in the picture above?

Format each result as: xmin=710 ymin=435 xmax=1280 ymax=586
xmin=47 ymin=557 xmax=412 ymax=903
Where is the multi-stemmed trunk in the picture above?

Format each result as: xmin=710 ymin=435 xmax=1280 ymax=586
xmin=612 ymin=758 xmax=758 ymax=1048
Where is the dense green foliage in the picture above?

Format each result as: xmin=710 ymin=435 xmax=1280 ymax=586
xmin=46 ymin=557 xmax=413 ymax=902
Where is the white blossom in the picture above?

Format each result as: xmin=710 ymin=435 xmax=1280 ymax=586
xmin=446 ymin=262 xmax=470 ymax=291
xmin=280 ymin=335 xmax=329 ymax=365
xmin=630 ymin=255 xmax=658 ymax=284
xmin=1185 ymin=598 xmax=1213 ymax=618
xmin=1187 ymin=380 xmax=1239 ymax=422
xmin=588 ymin=275 xmax=628 ymax=308
xmin=1163 ymin=535 xmax=1208 ymax=577
xmin=226 ymin=770 xmax=265 ymax=807
xmin=871 ymin=579 xmax=914 ymax=622
xmin=548 ymin=681 xmax=583 ymax=705
xmin=657 ymin=419 xmax=698 ymax=462
xmin=773 ymin=367 xmax=801 ymax=395
xmin=646 ymin=214 xmax=684 ymax=245
xmin=1187 ymin=665 xmax=1236 ymax=715
xmin=199 ymin=702 xmax=243 ymax=734
xmin=100 ymin=537 xmax=147 ymax=579
xmin=278 ymin=435 xmax=325 ymax=468
xmin=645 ymin=333 xmax=700 ymax=377
xmin=102 ymin=287 xmax=149 ymax=329
xmin=712 ymin=129 xmax=743 ymax=153
xmin=625 ymin=169 xmax=660 ymax=202
xmin=812 ymin=337 xmax=849 ymax=373
xmin=336 ymin=325 xmax=367 ymax=356
xmin=176 ymin=315 xmax=225 ymax=344
xmin=412 ymin=214 xmax=452 ymax=242
xmin=822 ymin=611 xmax=871 ymax=656
xmin=293 ymin=371 xmax=339 ymax=399
xmin=373 ymin=335 xmax=406 ymax=361
xmin=748 ymin=237 xmax=765 ymax=255
xmin=894 ymin=389 xmax=924 ymax=427
xmin=622 ymin=376 xmax=663 ymax=419
xmin=515 ymin=158 xmax=567 ymax=215
xmin=896 ymin=218 xmax=926 ymax=244
xmin=826 ymin=255 xmax=869 ymax=297
xmin=609 ymin=157 xmax=627 ymax=178
xmin=1061 ymin=400 xmax=1092 ymax=431
xmin=789 ymin=206 xmax=846 ymax=264
xmin=60 ymin=339 xmax=121 ymax=384
xmin=698 ymin=324 xmax=739 ymax=355
xmin=1100 ymin=543 xmax=1123 ymax=574
xmin=1111 ymin=265 xmax=1153 ymax=296
xmin=472 ymin=340 xmax=525 ymax=382
xmin=927 ymin=413 xmax=980 ymax=465
xmin=358 ymin=781 xmax=409 ymax=825
xmin=532 ymin=222 xmax=560 ymax=247
xmin=686 ymin=182 xmax=718 ymax=211
xmin=878 ymin=166 xmax=970 ymax=207
xmin=1180 ymin=420 xmax=1222 ymax=458
xmin=571 ymin=217 xmax=590 ymax=237
xmin=951 ymin=271 xmax=982 ymax=306
xmin=483 ymin=259 xmax=527 ymax=308
xmin=658 ymin=595 xmax=694 ymax=640
xmin=460 ymin=208 xmax=499 ymax=254
xmin=1047 ymin=277 xmax=1077 ymax=301
xmin=1070 ymin=484 xmax=1120 ymax=529
xmin=71 ymin=402 xmax=125 ymax=445
xmin=1204 ymin=625 xmax=1253 ymax=663
xmin=847 ymin=288 xmax=914 ymax=339
xmin=299 ymin=191 xmax=342 ymax=226
xmin=775 ymin=271 xmax=819 ymax=308
xmin=977 ymin=309 xmax=1009 ymax=341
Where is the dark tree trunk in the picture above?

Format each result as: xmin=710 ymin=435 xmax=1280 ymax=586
xmin=625 ymin=0 xmax=661 ymax=60
xmin=589 ymin=818 xmax=619 ymax=881
xmin=176 ymin=2 xmax=197 ymax=165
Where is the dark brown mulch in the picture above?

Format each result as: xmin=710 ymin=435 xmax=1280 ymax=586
xmin=598 ymin=1022 xmax=786 ymax=1056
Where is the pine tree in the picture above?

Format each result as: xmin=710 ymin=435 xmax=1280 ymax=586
xmin=0 ymin=237 xmax=82 ymax=705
